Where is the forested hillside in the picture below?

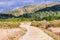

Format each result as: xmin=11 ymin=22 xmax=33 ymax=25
xmin=0 ymin=2 xmax=60 ymax=21
xmin=21 ymin=4 xmax=60 ymax=21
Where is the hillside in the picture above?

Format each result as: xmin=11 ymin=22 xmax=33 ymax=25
xmin=2 ymin=2 xmax=59 ymax=16
xmin=0 ymin=2 xmax=60 ymax=21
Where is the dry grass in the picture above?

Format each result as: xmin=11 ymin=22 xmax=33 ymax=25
xmin=49 ymin=20 xmax=60 ymax=27
xmin=31 ymin=20 xmax=60 ymax=28
xmin=0 ymin=22 xmax=20 ymax=29
xmin=31 ymin=21 xmax=50 ymax=28
xmin=42 ymin=29 xmax=60 ymax=40
xmin=31 ymin=21 xmax=40 ymax=27
xmin=0 ymin=22 xmax=28 ymax=40
xmin=31 ymin=20 xmax=60 ymax=40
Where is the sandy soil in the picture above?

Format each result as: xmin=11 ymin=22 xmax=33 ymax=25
xmin=0 ymin=28 xmax=27 ymax=40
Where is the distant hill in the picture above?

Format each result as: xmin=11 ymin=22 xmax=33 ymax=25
xmin=0 ymin=2 xmax=60 ymax=21
xmin=2 ymin=2 xmax=59 ymax=16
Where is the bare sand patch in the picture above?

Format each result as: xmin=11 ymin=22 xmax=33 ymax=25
xmin=0 ymin=27 xmax=27 ymax=40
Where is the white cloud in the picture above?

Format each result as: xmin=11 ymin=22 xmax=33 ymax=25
xmin=21 ymin=0 xmax=34 ymax=2
xmin=0 ymin=1 xmax=15 ymax=6
xmin=0 ymin=2 xmax=6 ymax=5
xmin=0 ymin=0 xmax=34 ymax=7
xmin=0 ymin=0 xmax=59 ymax=12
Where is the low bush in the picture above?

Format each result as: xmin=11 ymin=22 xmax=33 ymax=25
xmin=31 ymin=21 xmax=40 ymax=27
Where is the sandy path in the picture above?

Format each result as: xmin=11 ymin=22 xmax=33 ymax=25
xmin=0 ymin=22 xmax=54 ymax=40
xmin=0 ymin=28 xmax=26 ymax=40
xmin=18 ymin=22 xmax=54 ymax=40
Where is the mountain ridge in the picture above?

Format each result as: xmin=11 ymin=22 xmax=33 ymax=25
xmin=1 ymin=2 xmax=60 ymax=16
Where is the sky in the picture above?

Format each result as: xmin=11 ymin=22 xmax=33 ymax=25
xmin=0 ymin=0 xmax=60 ymax=12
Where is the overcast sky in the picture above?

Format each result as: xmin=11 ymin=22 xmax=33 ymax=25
xmin=0 ymin=0 xmax=60 ymax=12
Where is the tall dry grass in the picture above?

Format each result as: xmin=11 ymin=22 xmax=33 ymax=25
xmin=0 ymin=22 xmax=20 ymax=29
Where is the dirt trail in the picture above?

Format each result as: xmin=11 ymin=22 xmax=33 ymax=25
xmin=18 ymin=22 xmax=54 ymax=40
xmin=0 ymin=22 xmax=54 ymax=40
xmin=0 ymin=28 xmax=26 ymax=40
